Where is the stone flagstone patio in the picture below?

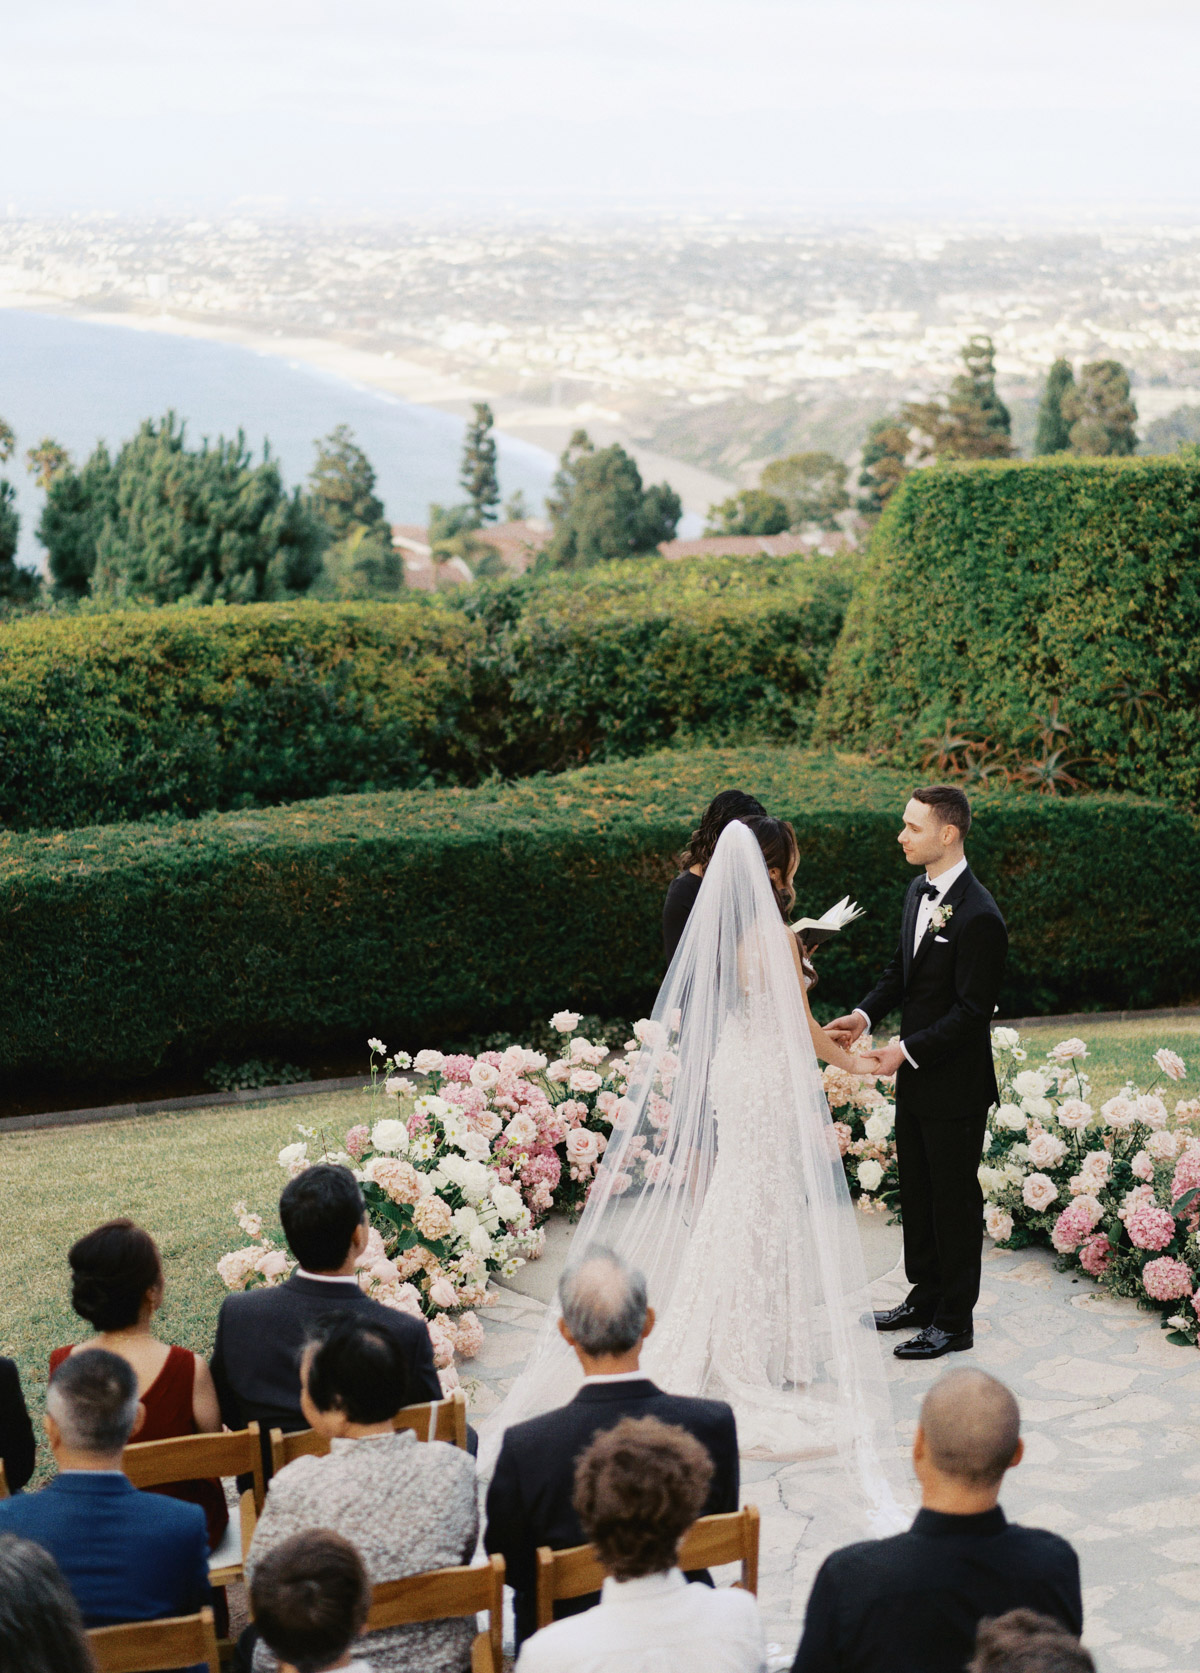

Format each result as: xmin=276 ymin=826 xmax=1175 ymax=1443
xmin=467 ymin=1214 xmax=1200 ymax=1673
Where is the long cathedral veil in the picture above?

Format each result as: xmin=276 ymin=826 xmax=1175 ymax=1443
xmin=480 ymin=820 xmax=907 ymax=1535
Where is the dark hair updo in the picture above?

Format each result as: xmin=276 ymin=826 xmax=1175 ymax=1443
xmin=740 ymin=815 xmax=800 ymax=922
xmin=68 ymin=1219 xmax=162 ymax=1333
xmin=681 ymin=789 xmax=766 ymax=872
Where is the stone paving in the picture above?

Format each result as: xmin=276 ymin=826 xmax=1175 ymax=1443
xmin=467 ymin=1216 xmax=1200 ymax=1673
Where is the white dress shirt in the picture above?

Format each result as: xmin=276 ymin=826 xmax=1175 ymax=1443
xmin=856 ymin=856 xmax=968 ymax=1070
xmin=514 ymin=1568 xmax=766 ymax=1673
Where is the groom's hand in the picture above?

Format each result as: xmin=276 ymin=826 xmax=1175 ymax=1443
xmin=827 ymin=1012 xmax=867 ymax=1047
xmin=868 ymin=1043 xmax=906 ymax=1078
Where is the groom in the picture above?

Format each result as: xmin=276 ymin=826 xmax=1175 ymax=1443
xmin=831 ymin=785 xmax=1008 ymax=1361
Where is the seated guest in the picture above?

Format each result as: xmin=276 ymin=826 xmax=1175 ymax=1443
xmin=792 ymin=1369 xmax=1082 ymax=1673
xmin=515 ymin=1415 xmax=765 ymax=1673
xmin=663 ymin=790 xmax=766 ymax=962
xmin=0 ymin=1355 xmax=36 ymax=1493
xmin=970 ymin=1610 xmax=1095 ymax=1673
xmin=52 ymin=1218 xmax=228 ymax=1549
xmin=0 ymin=1532 xmax=94 ymax=1673
xmin=0 ymin=1350 xmax=209 ymax=1629
xmin=251 ymin=1530 xmax=372 ymax=1673
xmin=485 ymin=1245 xmax=739 ymax=1648
xmin=210 ymin=1165 xmax=441 ymax=1451
xmin=243 ymin=1315 xmax=477 ymax=1673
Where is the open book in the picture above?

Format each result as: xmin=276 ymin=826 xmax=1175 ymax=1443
xmin=790 ymin=895 xmax=865 ymax=947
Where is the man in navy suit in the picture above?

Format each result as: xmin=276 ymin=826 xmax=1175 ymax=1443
xmin=485 ymin=1246 xmax=739 ymax=1648
xmin=0 ymin=1349 xmax=209 ymax=1628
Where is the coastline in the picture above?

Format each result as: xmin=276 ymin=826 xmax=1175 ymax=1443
xmin=0 ymin=293 xmax=733 ymax=519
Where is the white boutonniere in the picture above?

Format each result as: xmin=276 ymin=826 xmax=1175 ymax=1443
xmin=929 ymin=902 xmax=954 ymax=934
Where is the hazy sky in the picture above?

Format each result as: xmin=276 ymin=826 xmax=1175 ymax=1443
xmin=5 ymin=0 xmax=1199 ymax=215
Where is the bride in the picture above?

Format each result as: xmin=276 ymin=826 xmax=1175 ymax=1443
xmin=483 ymin=816 xmax=905 ymax=1532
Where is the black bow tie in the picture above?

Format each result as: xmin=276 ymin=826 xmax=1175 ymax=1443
xmin=916 ymin=880 xmax=940 ymax=902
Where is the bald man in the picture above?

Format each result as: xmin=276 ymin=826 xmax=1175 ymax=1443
xmin=792 ymin=1369 xmax=1081 ymax=1673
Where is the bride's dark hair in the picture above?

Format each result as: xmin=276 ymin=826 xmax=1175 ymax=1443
xmin=741 ymin=815 xmax=816 ymax=987
xmin=681 ymin=790 xmax=766 ymax=872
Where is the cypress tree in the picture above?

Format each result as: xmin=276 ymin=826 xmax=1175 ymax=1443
xmin=460 ymin=402 xmax=501 ymax=525
xmin=1034 ymin=359 xmax=1075 ymax=455
xmin=1062 ymin=361 xmax=1138 ymax=456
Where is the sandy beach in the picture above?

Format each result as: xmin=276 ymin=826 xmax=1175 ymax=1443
xmin=0 ymin=293 xmax=734 ymax=520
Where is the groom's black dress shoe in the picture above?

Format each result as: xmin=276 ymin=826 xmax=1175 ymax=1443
xmin=864 ymin=1302 xmax=935 ymax=1333
xmin=893 ymin=1325 xmax=974 ymax=1360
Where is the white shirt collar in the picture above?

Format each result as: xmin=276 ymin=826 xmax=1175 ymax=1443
xmin=925 ymin=856 xmax=968 ymax=899
xmin=581 ymin=1369 xmax=650 ymax=1386
xmin=295 ymin=1267 xmax=361 ymax=1286
xmin=600 ymin=1568 xmax=686 ymax=1604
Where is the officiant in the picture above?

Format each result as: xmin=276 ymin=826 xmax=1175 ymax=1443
xmin=662 ymin=790 xmax=765 ymax=961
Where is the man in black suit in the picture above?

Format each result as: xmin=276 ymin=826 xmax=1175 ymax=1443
xmin=0 ymin=1355 xmax=35 ymax=1492
xmin=210 ymin=1164 xmax=441 ymax=1460
xmin=484 ymin=1245 xmax=739 ymax=1648
xmin=831 ymin=784 xmax=1008 ymax=1359
xmin=792 ymin=1368 xmax=1082 ymax=1673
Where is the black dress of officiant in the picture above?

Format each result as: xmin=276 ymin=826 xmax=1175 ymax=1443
xmin=662 ymin=791 xmax=765 ymax=962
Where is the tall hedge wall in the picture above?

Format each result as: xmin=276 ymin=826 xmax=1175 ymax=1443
xmin=0 ymin=556 xmax=850 ymax=831
xmin=2 ymin=746 xmax=1196 ymax=1082
xmin=815 ymin=456 xmax=1200 ymax=801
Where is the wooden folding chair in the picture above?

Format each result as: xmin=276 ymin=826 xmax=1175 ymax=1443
xmin=88 ymin=1605 xmax=220 ymax=1673
xmin=269 ymin=1388 xmax=468 ymax=1476
xmin=120 ymin=1422 xmax=264 ymax=1588
xmin=535 ymin=1504 xmax=760 ymax=1630
xmin=366 ymin=1553 xmax=505 ymax=1673
xmin=0 ymin=1459 xmax=7 ymax=1500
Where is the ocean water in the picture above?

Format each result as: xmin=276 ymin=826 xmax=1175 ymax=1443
xmin=0 ymin=308 xmax=556 ymax=573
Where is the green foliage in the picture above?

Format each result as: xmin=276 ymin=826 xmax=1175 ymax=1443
xmin=815 ymin=455 xmax=1200 ymax=802
xmin=0 ymin=555 xmax=853 ymax=829
xmin=306 ymin=424 xmax=387 ymax=542
xmin=39 ymin=415 xmax=327 ymax=605
xmin=857 ymin=418 xmax=911 ymax=518
xmin=759 ymin=451 xmax=850 ymax=529
xmin=703 ymin=488 xmax=790 ymax=536
xmin=460 ymin=402 xmax=500 ymax=525
xmin=1140 ymin=405 xmax=1200 ymax=455
xmin=2 ymin=746 xmax=1195 ymax=1081
xmin=905 ymin=336 xmax=1013 ymax=462
xmin=1034 ymin=359 xmax=1075 ymax=455
xmin=543 ymin=430 xmax=681 ymax=569
xmin=0 ymin=420 xmax=40 ymax=607
xmin=1062 ymin=361 xmax=1137 ymax=456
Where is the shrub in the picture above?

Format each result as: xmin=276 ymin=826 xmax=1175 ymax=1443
xmin=0 ymin=556 xmax=852 ymax=830
xmin=1 ymin=746 xmax=1196 ymax=1082
xmin=815 ymin=455 xmax=1200 ymax=802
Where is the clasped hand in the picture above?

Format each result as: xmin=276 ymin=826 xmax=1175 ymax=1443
xmin=826 ymin=1013 xmax=905 ymax=1080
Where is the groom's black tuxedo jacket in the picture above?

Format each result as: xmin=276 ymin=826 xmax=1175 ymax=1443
xmin=858 ymin=866 xmax=1007 ymax=1119
xmin=484 ymin=1377 xmax=738 ymax=1646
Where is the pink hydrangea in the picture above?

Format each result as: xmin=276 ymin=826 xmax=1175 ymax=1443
xmin=1171 ymin=1151 xmax=1200 ymax=1203
xmin=455 ymin=1312 xmax=485 ymax=1357
xmin=522 ymin=1150 xmax=563 ymax=1194
xmin=1051 ymin=1198 xmax=1102 ymax=1253
xmin=441 ymin=1054 xmax=475 ymax=1081
xmin=1079 ymin=1233 xmax=1112 ymax=1275
xmin=832 ymin=1121 xmax=852 ymax=1157
xmin=1141 ymin=1256 xmax=1194 ymax=1302
xmin=1125 ymin=1202 xmax=1176 ymax=1251
xmin=344 ymin=1124 xmax=370 ymax=1160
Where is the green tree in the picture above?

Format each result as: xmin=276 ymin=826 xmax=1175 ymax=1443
xmin=314 ymin=523 xmax=405 ymax=598
xmin=760 ymin=451 xmax=851 ymax=529
xmin=1139 ymin=405 xmax=1200 ymax=454
xmin=460 ymin=402 xmax=500 ymax=525
xmin=25 ymin=437 xmax=72 ymax=490
xmin=904 ymin=336 xmax=1013 ymax=461
xmin=1062 ymin=360 xmax=1138 ymax=456
xmin=503 ymin=487 xmax=530 ymax=522
xmin=543 ymin=430 xmax=681 ymax=569
xmin=1034 ymin=359 xmax=1075 ymax=455
xmin=307 ymin=425 xmax=388 ymax=542
xmin=703 ymin=487 xmax=791 ymax=536
xmin=0 ymin=418 xmax=40 ymax=604
xmin=38 ymin=442 xmax=118 ymax=597
xmin=857 ymin=417 xmax=911 ymax=518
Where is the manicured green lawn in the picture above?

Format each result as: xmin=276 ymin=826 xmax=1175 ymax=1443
xmin=1014 ymin=1015 xmax=1200 ymax=1103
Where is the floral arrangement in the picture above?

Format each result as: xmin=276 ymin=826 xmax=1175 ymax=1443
xmin=216 ymin=1012 xmax=634 ymax=1387
xmin=821 ymin=1043 xmax=899 ymax=1209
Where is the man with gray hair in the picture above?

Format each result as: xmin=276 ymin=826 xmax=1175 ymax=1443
xmin=791 ymin=1368 xmax=1081 ymax=1673
xmin=0 ymin=1349 xmax=209 ymax=1632
xmin=485 ymin=1245 xmax=739 ymax=1649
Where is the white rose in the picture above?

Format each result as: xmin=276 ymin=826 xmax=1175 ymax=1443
xmin=550 ymin=1011 xmax=582 ymax=1032
xmin=565 ymin=1128 xmax=600 ymax=1165
xmin=413 ymin=1050 xmax=446 ymax=1075
xmin=383 ymin=1076 xmax=412 ymax=1097
xmin=504 ymin=1112 xmax=539 ymax=1147
xmin=490 ymin=1182 xmax=525 ymax=1220
xmin=857 ymin=1159 xmax=884 ymax=1193
xmin=370 ymin=1119 xmax=410 ymax=1154
xmin=1021 ymin=1096 xmax=1053 ymax=1122
xmin=458 ymin=1160 xmax=491 ymax=1202
xmin=993 ymin=1103 xmax=1028 ymax=1132
xmin=1013 ymin=1069 xmax=1049 ymax=1100
xmin=451 ymin=1205 xmax=479 ymax=1237
xmin=522 ymin=1049 xmax=548 ymax=1072
xmin=985 ymin=1205 xmax=1014 ymax=1242
xmin=500 ymin=1045 xmax=528 ymax=1072
xmin=1022 ymin=1172 xmax=1058 ymax=1211
xmin=1056 ymin=1099 xmax=1094 ymax=1131
xmin=992 ymin=1027 xmax=1020 ymax=1051
xmin=469 ymin=1227 xmax=494 ymax=1256
xmin=470 ymin=1061 xmax=501 ymax=1090
xmin=1134 ymin=1093 xmax=1169 ymax=1130
xmin=1147 ymin=1128 xmax=1181 ymax=1162
xmin=1003 ymin=1162 xmax=1027 ymax=1185
xmin=977 ymin=1165 xmax=1007 ymax=1193
xmin=864 ymin=1113 xmax=893 ymax=1145
xmin=569 ymin=1068 xmax=603 ymax=1094
xmin=1049 ymin=1037 xmax=1088 ymax=1063
xmin=277 ymin=1141 xmax=308 ymax=1170
xmin=460 ymin=1130 xmax=493 ymax=1162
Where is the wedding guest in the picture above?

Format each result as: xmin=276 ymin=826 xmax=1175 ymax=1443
xmin=51 ymin=1218 xmax=227 ymax=1549
xmin=250 ymin=1531 xmax=372 ymax=1673
xmin=242 ymin=1314 xmax=477 ymax=1673
xmin=969 ymin=1610 xmax=1095 ymax=1673
xmin=0 ymin=1350 xmax=209 ymax=1630
xmin=663 ymin=790 xmax=766 ymax=962
xmin=0 ymin=1354 xmax=36 ymax=1492
xmin=0 ymin=1533 xmax=95 ymax=1673
xmin=485 ymin=1246 xmax=738 ymax=1648
xmin=515 ymin=1415 xmax=765 ymax=1673
xmin=791 ymin=1369 xmax=1082 ymax=1673
xmin=210 ymin=1165 xmax=441 ymax=1464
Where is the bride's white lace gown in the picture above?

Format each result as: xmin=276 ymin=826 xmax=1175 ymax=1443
xmin=480 ymin=821 xmax=905 ymax=1533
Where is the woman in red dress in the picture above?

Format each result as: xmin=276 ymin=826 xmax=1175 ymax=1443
xmin=50 ymin=1219 xmax=228 ymax=1551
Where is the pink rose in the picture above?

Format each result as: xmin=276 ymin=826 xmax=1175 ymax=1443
xmin=1021 ymin=1173 xmax=1058 ymax=1212
xmin=565 ymin=1128 xmax=600 ymax=1166
xmin=1142 ymin=1256 xmax=1194 ymax=1302
xmin=1101 ymin=1096 xmax=1137 ymax=1130
xmin=569 ymin=1068 xmax=603 ymax=1094
xmin=1027 ymin=1131 xmax=1067 ymax=1169
xmin=556 ymin=1099 xmax=588 ymax=1128
xmin=642 ymin=1156 xmax=673 ymax=1185
xmin=1049 ymin=1037 xmax=1089 ymax=1063
xmin=1134 ymin=1093 xmax=1169 ymax=1130
xmin=1154 ymin=1048 xmax=1187 ymax=1083
xmin=255 ymin=1249 xmax=291 ymax=1281
xmin=429 ymin=1275 xmax=458 ymax=1309
xmin=1130 ymin=1150 xmax=1155 ymax=1182
xmin=596 ymin=1091 xmax=620 ymax=1119
xmin=1147 ymin=1129 xmax=1180 ymax=1163
xmin=504 ymin=1112 xmax=538 ymax=1148
xmin=413 ymin=1050 xmax=446 ymax=1075
xmin=470 ymin=1061 xmax=501 ymax=1090
xmin=1056 ymin=1099 xmax=1094 ymax=1131
xmin=547 ymin=1059 xmax=572 ymax=1084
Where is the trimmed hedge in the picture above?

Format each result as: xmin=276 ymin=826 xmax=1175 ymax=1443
xmin=815 ymin=455 xmax=1200 ymax=801
xmin=0 ymin=556 xmax=851 ymax=831
xmin=2 ymin=746 xmax=1197 ymax=1082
